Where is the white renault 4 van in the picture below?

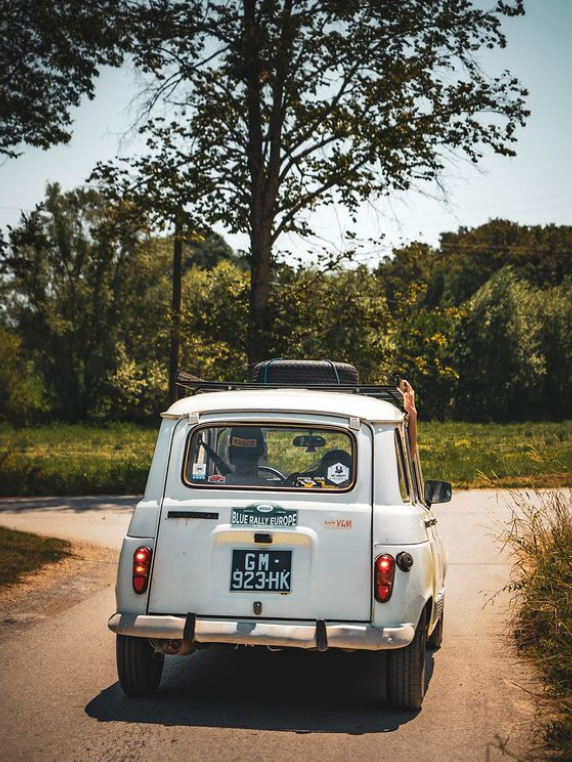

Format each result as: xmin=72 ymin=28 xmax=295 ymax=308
xmin=109 ymin=360 xmax=451 ymax=710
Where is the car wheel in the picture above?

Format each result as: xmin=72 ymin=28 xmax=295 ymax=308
xmin=427 ymin=608 xmax=444 ymax=650
xmin=386 ymin=609 xmax=427 ymax=710
xmin=116 ymin=634 xmax=164 ymax=696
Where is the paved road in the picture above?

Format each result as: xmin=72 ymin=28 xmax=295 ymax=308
xmin=0 ymin=490 xmax=536 ymax=762
xmin=0 ymin=495 xmax=135 ymax=549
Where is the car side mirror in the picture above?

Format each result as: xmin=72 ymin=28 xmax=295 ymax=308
xmin=424 ymin=480 xmax=452 ymax=505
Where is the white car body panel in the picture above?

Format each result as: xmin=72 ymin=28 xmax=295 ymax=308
xmin=112 ymin=389 xmax=448 ymax=650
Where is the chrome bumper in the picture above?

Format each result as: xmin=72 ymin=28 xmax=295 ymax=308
xmin=108 ymin=613 xmax=414 ymax=650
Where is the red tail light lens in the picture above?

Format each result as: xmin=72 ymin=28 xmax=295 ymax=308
xmin=374 ymin=554 xmax=395 ymax=603
xmin=132 ymin=546 xmax=152 ymax=593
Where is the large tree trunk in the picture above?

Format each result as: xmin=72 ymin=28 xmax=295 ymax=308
xmin=168 ymin=221 xmax=183 ymax=404
xmin=247 ymin=222 xmax=272 ymax=368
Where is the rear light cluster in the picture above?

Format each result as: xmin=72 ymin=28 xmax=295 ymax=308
xmin=374 ymin=554 xmax=395 ymax=602
xmin=132 ymin=546 xmax=152 ymax=593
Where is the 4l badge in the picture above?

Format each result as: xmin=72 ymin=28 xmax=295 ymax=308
xmin=231 ymin=503 xmax=298 ymax=528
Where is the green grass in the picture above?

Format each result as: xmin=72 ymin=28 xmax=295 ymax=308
xmin=420 ymin=420 xmax=572 ymax=489
xmin=505 ymin=490 xmax=572 ymax=759
xmin=0 ymin=420 xmax=571 ymax=496
xmin=0 ymin=525 xmax=72 ymax=589
xmin=0 ymin=423 xmax=156 ymax=496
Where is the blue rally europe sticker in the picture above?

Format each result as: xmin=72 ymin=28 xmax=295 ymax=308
xmin=231 ymin=503 xmax=298 ymax=527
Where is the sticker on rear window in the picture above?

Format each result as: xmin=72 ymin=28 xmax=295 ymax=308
xmin=208 ymin=474 xmax=225 ymax=483
xmin=231 ymin=503 xmax=298 ymax=527
xmin=327 ymin=463 xmax=350 ymax=484
xmin=192 ymin=463 xmax=207 ymax=480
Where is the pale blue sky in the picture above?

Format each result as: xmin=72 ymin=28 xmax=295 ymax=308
xmin=1 ymin=0 xmax=570 ymax=265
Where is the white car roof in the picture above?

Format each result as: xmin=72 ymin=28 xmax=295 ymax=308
xmin=163 ymin=388 xmax=404 ymax=423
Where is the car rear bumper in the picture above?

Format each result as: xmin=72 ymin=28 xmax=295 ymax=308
xmin=108 ymin=613 xmax=415 ymax=650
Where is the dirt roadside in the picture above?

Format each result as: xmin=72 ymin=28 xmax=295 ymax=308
xmin=0 ymin=543 xmax=117 ymax=639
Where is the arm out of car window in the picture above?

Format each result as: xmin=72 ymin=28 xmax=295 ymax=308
xmin=401 ymin=379 xmax=418 ymax=457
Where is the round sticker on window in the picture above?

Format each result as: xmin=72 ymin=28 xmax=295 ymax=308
xmin=327 ymin=462 xmax=350 ymax=484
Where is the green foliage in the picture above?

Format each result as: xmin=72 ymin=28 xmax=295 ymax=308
xmin=3 ymin=184 xmax=156 ymax=420
xmin=183 ymin=232 xmax=248 ymax=272
xmin=0 ymin=526 xmax=72 ymax=589
xmin=538 ymin=281 xmax=572 ymax=420
xmin=271 ymin=265 xmax=396 ymax=382
xmin=433 ymin=219 xmax=572 ymax=305
xmin=103 ymin=343 xmax=168 ymax=421
xmin=380 ymin=219 xmax=572 ymax=310
xmin=180 ymin=261 xmax=250 ymax=380
xmin=3 ymin=181 xmax=572 ymax=424
xmin=0 ymin=326 xmax=45 ymax=423
xmin=454 ymin=268 xmax=545 ymax=422
xmin=394 ymin=308 xmax=460 ymax=420
xmin=0 ymin=1 xmax=127 ymax=158
xmin=377 ymin=242 xmax=439 ymax=308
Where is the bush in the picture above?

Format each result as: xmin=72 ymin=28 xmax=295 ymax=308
xmin=505 ymin=489 xmax=572 ymax=758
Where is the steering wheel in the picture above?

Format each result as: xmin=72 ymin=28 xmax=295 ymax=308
xmin=258 ymin=465 xmax=286 ymax=483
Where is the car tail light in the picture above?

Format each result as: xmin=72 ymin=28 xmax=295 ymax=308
xmin=374 ymin=554 xmax=395 ymax=602
xmin=132 ymin=546 xmax=152 ymax=593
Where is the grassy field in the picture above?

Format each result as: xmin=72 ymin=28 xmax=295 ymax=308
xmin=0 ymin=526 xmax=72 ymax=589
xmin=0 ymin=423 xmax=156 ymax=496
xmin=420 ymin=420 xmax=572 ymax=489
xmin=0 ymin=420 xmax=570 ymax=496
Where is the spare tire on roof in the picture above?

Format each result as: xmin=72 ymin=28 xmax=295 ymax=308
xmin=252 ymin=359 xmax=359 ymax=385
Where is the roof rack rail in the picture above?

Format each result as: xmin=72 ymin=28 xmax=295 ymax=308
xmin=175 ymin=371 xmax=405 ymax=410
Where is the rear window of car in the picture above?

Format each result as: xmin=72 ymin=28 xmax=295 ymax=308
xmin=184 ymin=424 xmax=355 ymax=491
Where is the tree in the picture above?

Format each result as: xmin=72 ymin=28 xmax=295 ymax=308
xmin=392 ymin=306 xmax=460 ymax=420
xmin=538 ymin=281 xmax=572 ymax=420
xmin=376 ymin=242 xmax=439 ymax=308
xmin=2 ymin=184 xmax=150 ymax=419
xmin=0 ymin=0 xmax=127 ymax=159
xmin=454 ymin=268 xmax=544 ymax=422
xmin=0 ymin=326 xmax=45 ymax=422
xmin=436 ymin=220 xmax=572 ymax=305
xmin=96 ymin=0 xmax=528 ymax=365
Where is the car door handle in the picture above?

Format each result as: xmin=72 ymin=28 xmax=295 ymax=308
xmin=424 ymin=517 xmax=438 ymax=527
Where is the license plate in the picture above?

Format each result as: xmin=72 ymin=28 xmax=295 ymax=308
xmin=230 ymin=550 xmax=292 ymax=592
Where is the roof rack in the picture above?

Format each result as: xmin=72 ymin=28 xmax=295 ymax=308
xmin=175 ymin=371 xmax=405 ymax=410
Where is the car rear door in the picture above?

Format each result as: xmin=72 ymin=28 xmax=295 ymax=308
xmin=147 ymin=413 xmax=373 ymax=622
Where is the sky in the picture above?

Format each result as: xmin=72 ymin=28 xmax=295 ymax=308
xmin=0 ymin=0 xmax=570 ymax=266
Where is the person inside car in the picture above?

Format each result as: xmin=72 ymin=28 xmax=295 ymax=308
xmin=225 ymin=426 xmax=271 ymax=486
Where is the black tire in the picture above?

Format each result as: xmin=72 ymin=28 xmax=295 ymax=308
xmin=386 ymin=609 xmax=427 ymax=710
xmin=427 ymin=608 xmax=444 ymax=650
xmin=116 ymin=635 xmax=164 ymax=696
xmin=252 ymin=359 xmax=359 ymax=385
